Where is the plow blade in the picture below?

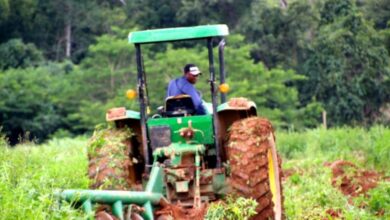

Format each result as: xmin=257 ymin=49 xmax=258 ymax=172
xmin=57 ymin=163 xmax=166 ymax=220
xmin=57 ymin=190 xmax=165 ymax=220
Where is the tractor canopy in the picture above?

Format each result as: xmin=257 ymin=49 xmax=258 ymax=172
xmin=126 ymin=24 xmax=244 ymax=173
xmin=128 ymin=24 xmax=229 ymax=44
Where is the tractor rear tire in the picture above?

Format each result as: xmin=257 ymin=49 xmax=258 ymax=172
xmin=226 ymin=117 xmax=283 ymax=220
xmin=87 ymin=127 xmax=139 ymax=190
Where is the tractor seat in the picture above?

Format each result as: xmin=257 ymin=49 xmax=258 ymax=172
xmin=164 ymin=95 xmax=195 ymax=117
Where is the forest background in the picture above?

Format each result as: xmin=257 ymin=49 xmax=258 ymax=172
xmin=0 ymin=0 xmax=389 ymax=144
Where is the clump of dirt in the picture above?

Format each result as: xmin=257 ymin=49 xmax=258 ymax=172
xmin=324 ymin=208 xmax=343 ymax=220
xmin=155 ymin=203 xmax=207 ymax=220
xmin=87 ymin=127 xmax=138 ymax=190
xmin=281 ymin=168 xmax=305 ymax=182
xmin=282 ymin=168 xmax=295 ymax=181
xmin=324 ymin=160 xmax=380 ymax=198
xmin=228 ymin=97 xmax=251 ymax=108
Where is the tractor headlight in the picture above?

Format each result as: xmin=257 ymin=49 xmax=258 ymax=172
xmin=126 ymin=89 xmax=137 ymax=100
xmin=219 ymin=83 xmax=230 ymax=93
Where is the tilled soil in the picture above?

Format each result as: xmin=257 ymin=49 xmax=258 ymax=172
xmin=324 ymin=208 xmax=343 ymax=220
xmin=324 ymin=160 xmax=381 ymax=198
xmin=155 ymin=204 xmax=207 ymax=220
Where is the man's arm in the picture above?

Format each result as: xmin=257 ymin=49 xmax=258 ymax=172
xmin=181 ymin=84 xmax=206 ymax=115
xmin=166 ymin=80 xmax=173 ymax=98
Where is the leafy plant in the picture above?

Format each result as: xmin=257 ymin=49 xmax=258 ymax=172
xmin=354 ymin=182 xmax=390 ymax=218
xmin=205 ymin=196 xmax=257 ymax=220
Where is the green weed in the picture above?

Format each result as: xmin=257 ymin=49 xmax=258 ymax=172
xmin=277 ymin=125 xmax=390 ymax=171
xmin=1 ymin=126 xmax=389 ymax=219
xmin=354 ymin=182 xmax=390 ymax=218
xmin=0 ymin=137 xmax=89 ymax=219
xmin=278 ymin=125 xmax=390 ymax=220
xmin=205 ymin=196 xmax=258 ymax=220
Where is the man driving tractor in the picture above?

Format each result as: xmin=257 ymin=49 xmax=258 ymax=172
xmin=166 ymin=64 xmax=207 ymax=115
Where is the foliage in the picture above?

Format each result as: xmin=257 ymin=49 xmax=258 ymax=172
xmin=87 ymin=124 xmax=133 ymax=158
xmin=359 ymin=182 xmax=390 ymax=218
xmin=0 ymin=62 xmax=77 ymax=144
xmin=205 ymin=196 xmax=257 ymax=220
xmin=319 ymin=0 xmax=353 ymax=25
xmin=224 ymin=36 xmax=316 ymax=128
xmin=0 ymin=0 xmax=129 ymax=62
xmin=126 ymin=0 xmax=253 ymax=30
xmin=300 ymin=0 xmax=390 ymax=126
xmin=239 ymin=0 xmax=318 ymax=69
xmin=382 ymin=27 xmax=390 ymax=55
xmin=0 ymin=137 xmax=89 ymax=219
xmin=0 ymin=0 xmax=390 ymax=142
xmin=362 ymin=0 xmax=390 ymax=54
xmin=67 ymin=30 xmax=138 ymax=131
xmin=362 ymin=0 xmax=390 ymax=29
xmin=78 ymin=29 xmax=137 ymax=101
xmin=0 ymin=38 xmax=43 ymax=70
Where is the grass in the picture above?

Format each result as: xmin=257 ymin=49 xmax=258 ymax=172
xmin=0 ymin=126 xmax=389 ymax=219
xmin=277 ymin=125 xmax=390 ymax=219
xmin=277 ymin=125 xmax=390 ymax=172
xmin=0 ymin=137 xmax=89 ymax=219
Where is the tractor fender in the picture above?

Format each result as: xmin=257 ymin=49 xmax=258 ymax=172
xmin=106 ymin=107 xmax=140 ymax=122
xmin=216 ymin=98 xmax=257 ymax=161
xmin=106 ymin=107 xmax=143 ymax=154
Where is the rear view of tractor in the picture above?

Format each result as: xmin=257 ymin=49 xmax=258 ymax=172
xmin=58 ymin=25 xmax=283 ymax=220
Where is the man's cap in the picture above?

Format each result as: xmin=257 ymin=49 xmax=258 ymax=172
xmin=184 ymin=64 xmax=201 ymax=76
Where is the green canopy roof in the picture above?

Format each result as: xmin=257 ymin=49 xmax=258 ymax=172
xmin=128 ymin=24 xmax=229 ymax=44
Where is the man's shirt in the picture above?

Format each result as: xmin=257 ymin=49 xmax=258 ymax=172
xmin=167 ymin=76 xmax=206 ymax=115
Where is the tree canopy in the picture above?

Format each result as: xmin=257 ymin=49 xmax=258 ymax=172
xmin=0 ymin=0 xmax=389 ymax=143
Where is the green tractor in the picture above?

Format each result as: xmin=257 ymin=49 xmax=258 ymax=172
xmin=59 ymin=25 xmax=283 ymax=220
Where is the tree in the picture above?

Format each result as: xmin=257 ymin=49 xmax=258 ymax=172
xmin=0 ymin=0 xmax=10 ymax=25
xmin=126 ymin=0 xmax=254 ymax=31
xmin=239 ymin=0 xmax=318 ymax=69
xmin=67 ymin=29 xmax=138 ymax=131
xmin=0 ymin=0 xmax=129 ymax=62
xmin=361 ymin=0 xmax=390 ymax=55
xmin=224 ymin=35 xmax=321 ymax=128
xmin=126 ymin=0 xmax=180 ymax=29
xmin=362 ymin=0 xmax=390 ymax=30
xmin=301 ymin=0 xmax=390 ymax=125
xmin=0 ymin=38 xmax=43 ymax=70
xmin=37 ymin=0 xmax=127 ymax=62
xmin=0 ymin=0 xmax=38 ymax=43
xmin=0 ymin=63 xmax=75 ymax=144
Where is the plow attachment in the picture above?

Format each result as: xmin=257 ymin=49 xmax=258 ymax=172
xmin=57 ymin=164 xmax=167 ymax=220
xmin=58 ymin=190 xmax=166 ymax=219
xmin=57 ymin=144 xmax=216 ymax=220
